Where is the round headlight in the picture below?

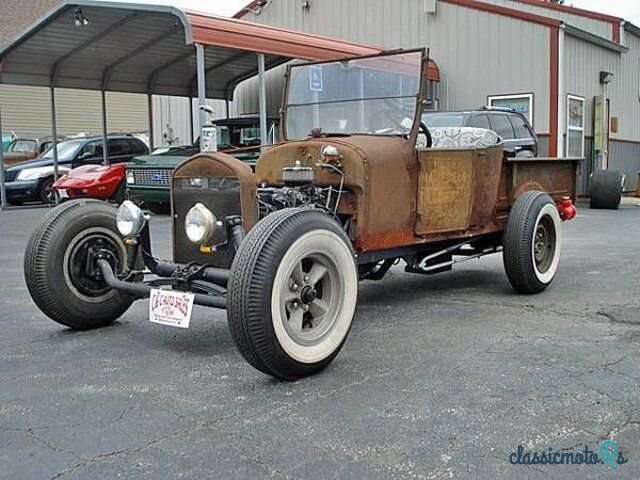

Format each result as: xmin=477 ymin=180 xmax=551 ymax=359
xmin=116 ymin=200 xmax=145 ymax=237
xmin=185 ymin=203 xmax=218 ymax=244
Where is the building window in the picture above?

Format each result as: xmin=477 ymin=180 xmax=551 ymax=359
xmin=487 ymin=93 xmax=534 ymax=124
xmin=566 ymin=95 xmax=585 ymax=157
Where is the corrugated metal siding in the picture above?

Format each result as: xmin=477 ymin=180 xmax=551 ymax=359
xmin=610 ymin=140 xmax=640 ymax=192
xmin=483 ymin=0 xmax=613 ymax=40
xmin=0 ymin=84 xmax=148 ymax=136
xmin=152 ymin=96 xmax=226 ymax=147
xmin=563 ymin=34 xmax=640 ymax=192
xmin=235 ymin=0 xmax=551 ymax=132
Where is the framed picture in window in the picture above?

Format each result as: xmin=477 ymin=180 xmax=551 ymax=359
xmin=566 ymin=94 xmax=585 ymax=157
xmin=487 ymin=93 xmax=534 ymax=124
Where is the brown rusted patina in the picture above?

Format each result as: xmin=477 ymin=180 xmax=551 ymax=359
xmin=170 ymin=48 xmax=581 ymax=265
xmin=254 ymin=137 xmax=580 ymax=255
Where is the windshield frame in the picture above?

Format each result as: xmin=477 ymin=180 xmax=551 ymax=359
xmin=281 ymin=48 xmax=429 ymax=144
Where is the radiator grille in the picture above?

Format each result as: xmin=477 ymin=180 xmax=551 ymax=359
xmin=4 ymin=170 xmax=18 ymax=182
xmin=133 ymin=168 xmax=172 ymax=187
xmin=172 ymin=177 xmax=242 ymax=268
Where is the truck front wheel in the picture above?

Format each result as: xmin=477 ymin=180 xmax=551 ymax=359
xmin=227 ymin=209 xmax=358 ymax=380
xmin=503 ymin=191 xmax=562 ymax=294
xmin=24 ymin=200 xmax=137 ymax=329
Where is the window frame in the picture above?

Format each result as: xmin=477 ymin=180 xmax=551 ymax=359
xmin=566 ymin=94 xmax=585 ymax=158
xmin=487 ymin=93 xmax=534 ymax=124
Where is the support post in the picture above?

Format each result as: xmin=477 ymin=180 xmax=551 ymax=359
xmin=101 ymin=90 xmax=109 ymax=165
xmin=50 ymin=86 xmax=60 ymax=192
xmin=188 ymin=96 xmax=194 ymax=145
xmin=257 ymin=53 xmax=268 ymax=149
xmin=225 ymin=99 xmax=230 ymax=119
xmin=0 ymin=108 xmax=6 ymax=211
xmin=556 ymin=26 xmax=566 ymax=158
xmin=147 ymin=93 xmax=154 ymax=151
xmin=195 ymin=43 xmax=207 ymax=152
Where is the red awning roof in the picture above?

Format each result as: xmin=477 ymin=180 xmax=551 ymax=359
xmin=0 ymin=1 xmax=383 ymax=99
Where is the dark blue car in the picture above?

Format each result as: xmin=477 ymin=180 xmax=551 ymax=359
xmin=2 ymin=135 xmax=148 ymax=205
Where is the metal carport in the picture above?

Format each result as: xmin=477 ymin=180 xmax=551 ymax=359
xmin=0 ymin=0 xmax=381 ymax=209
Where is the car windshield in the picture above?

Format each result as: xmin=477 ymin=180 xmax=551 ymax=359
xmin=40 ymin=139 xmax=85 ymax=161
xmin=285 ymin=51 xmax=423 ymax=140
xmin=422 ymin=113 xmax=467 ymax=128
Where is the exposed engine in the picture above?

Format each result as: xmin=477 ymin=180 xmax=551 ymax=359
xmin=256 ymin=160 xmax=346 ymax=220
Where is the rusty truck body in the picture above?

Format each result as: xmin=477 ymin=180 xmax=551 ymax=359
xmin=25 ymin=49 xmax=580 ymax=380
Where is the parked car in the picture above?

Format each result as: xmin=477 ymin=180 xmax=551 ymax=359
xmin=2 ymin=135 xmax=148 ymax=205
xmin=24 ymin=50 xmax=580 ymax=381
xmin=3 ymin=137 xmax=60 ymax=166
xmin=422 ymin=107 xmax=538 ymax=157
xmin=52 ymin=163 xmax=128 ymax=203
xmin=126 ymin=116 xmax=278 ymax=212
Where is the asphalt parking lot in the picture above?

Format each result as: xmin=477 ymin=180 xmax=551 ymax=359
xmin=1 ymin=203 xmax=639 ymax=479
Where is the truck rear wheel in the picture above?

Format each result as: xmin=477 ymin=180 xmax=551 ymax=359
xmin=227 ymin=209 xmax=358 ymax=380
xmin=503 ymin=191 xmax=562 ymax=294
xmin=24 ymin=199 xmax=136 ymax=329
xmin=589 ymin=169 xmax=625 ymax=210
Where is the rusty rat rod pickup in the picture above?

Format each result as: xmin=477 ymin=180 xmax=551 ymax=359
xmin=24 ymin=49 xmax=581 ymax=380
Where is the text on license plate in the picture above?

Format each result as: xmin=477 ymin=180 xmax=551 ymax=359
xmin=149 ymin=288 xmax=195 ymax=329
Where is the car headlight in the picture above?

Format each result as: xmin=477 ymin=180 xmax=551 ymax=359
xmin=16 ymin=166 xmax=57 ymax=181
xmin=126 ymin=171 xmax=135 ymax=185
xmin=116 ymin=200 xmax=145 ymax=237
xmin=185 ymin=203 xmax=220 ymax=244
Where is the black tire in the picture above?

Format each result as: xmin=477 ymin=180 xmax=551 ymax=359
xmin=24 ymin=199 xmax=136 ymax=329
xmin=503 ymin=191 xmax=562 ymax=294
xmin=227 ymin=209 xmax=358 ymax=380
xmin=39 ymin=177 xmax=56 ymax=204
xmin=589 ymin=170 xmax=625 ymax=210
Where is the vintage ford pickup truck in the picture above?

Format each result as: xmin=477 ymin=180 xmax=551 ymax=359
xmin=24 ymin=49 xmax=580 ymax=380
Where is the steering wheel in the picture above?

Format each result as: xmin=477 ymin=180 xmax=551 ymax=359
xmin=419 ymin=122 xmax=432 ymax=148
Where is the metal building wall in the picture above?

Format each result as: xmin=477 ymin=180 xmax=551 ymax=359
xmin=235 ymin=0 xmax=552 ymax=133
xmin=152 ymin=96 xmax=227 ymax=148
xmin=0 ymin=84 xmax=148 ymax=136
xmin=564 ymin=34 xmax=640 ymax=191
xmin=483 ymin=0 xmax=613 ymax=40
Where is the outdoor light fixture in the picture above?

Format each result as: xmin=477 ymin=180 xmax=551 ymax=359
xmin=599 ymin=71 xmax=613 ymax=85
xmin=116 ymin=201 xmax=145 ymax=237
xmin=74 ymin=8 xmax=89 ymax=27
xmin=302 ymin=0 xmax=311 ymax=10
xmin=185 ymin=203 xmax=220 ymax=245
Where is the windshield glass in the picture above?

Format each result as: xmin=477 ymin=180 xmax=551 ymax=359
xmin=40 ymin=139 xmax=85 ymax=161
xmin=422 ymin=113 xmax=467 ymax=128
xmin=9 ymin=140 xmax=37 ymax=153
xmin=285 ymin=51 xmax=423 ymax=140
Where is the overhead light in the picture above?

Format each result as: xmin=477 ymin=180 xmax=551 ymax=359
xmin=74 ymin=8 xmax=89 ymax=27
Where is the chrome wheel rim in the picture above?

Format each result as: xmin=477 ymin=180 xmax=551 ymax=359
xmin=533 ymin=215 xmax=556 ymax=274
xmin=280 ymin=253 xmax=340 ymax=346
xmin=271 ymin=229 xmax=358 ymax=364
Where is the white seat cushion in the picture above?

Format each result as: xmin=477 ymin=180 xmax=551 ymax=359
xmin=418 ymin=127 xmax=501 ymax=149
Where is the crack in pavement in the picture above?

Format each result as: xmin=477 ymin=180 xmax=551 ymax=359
xmin=48 ymin=411 xmax=238 ymax=480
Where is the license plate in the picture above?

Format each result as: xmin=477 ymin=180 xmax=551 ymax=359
xmin=58 ymin=189 xmax=68 ymax=198
xmin=149 ymin=288 xmax=195 ymax=329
